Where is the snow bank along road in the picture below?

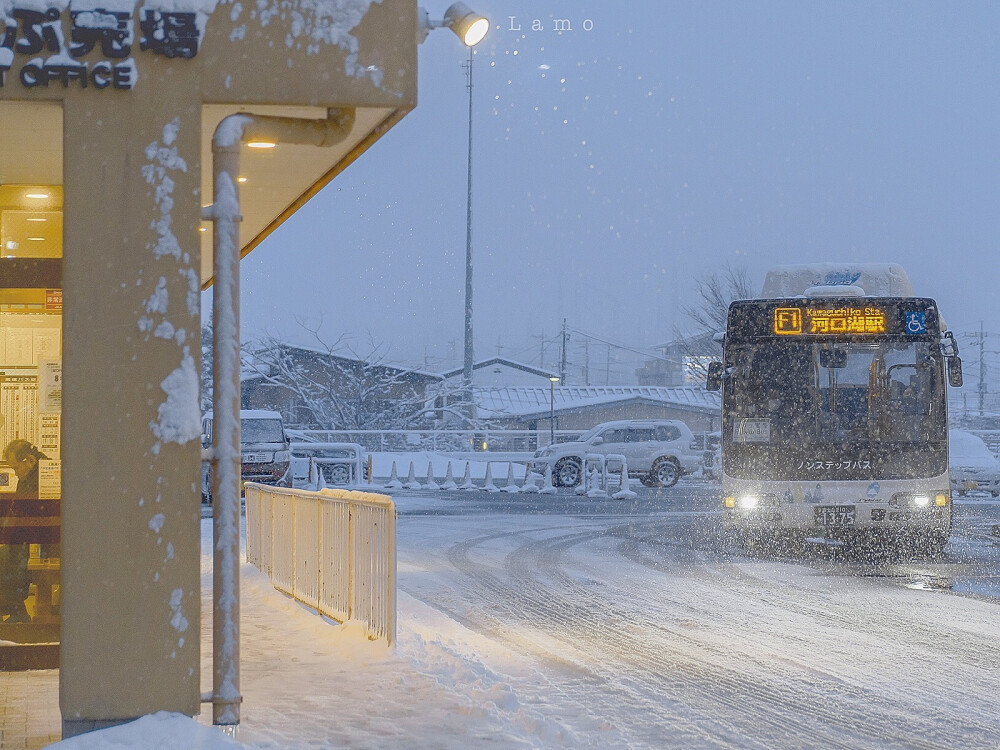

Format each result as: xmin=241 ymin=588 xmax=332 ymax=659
xmin=397 ymin=485 xmax=1000 ymax=749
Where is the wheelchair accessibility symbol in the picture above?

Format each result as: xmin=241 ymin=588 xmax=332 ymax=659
xmin=905 ymin=311 xmax=926 ymax=335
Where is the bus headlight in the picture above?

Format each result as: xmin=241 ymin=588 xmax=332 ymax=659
xmin=738 ymin=495 xmax=760 ymax=510
xmin=891 ymin=492 xmax=949 ymax=509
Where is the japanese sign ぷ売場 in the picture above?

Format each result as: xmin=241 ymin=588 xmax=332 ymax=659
xmin=1 ymin=6 xmax=200 ymax=90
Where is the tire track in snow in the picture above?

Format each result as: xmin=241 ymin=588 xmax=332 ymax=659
xmin=406 ymin=517 xmax=1000 ymax=749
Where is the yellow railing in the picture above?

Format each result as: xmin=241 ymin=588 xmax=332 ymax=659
xmin=244 ymin=483 xmax=396 ymax=644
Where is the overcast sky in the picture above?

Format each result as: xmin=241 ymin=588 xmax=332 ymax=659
xmin=231 ymin=1 xmax=1000 ymax=372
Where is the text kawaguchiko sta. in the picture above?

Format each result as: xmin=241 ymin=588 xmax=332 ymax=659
xmin=0 ymin=6 xmax=200 ymax=90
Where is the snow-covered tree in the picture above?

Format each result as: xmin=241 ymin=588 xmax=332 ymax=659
xmin=200 ymin=320 xmax=213 ymax=414
xmin=244 ymin=321 xmax=446 ymax=431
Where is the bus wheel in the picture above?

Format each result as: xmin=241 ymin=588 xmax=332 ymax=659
xmin=553 ymin=457 xmax=582 ymax=487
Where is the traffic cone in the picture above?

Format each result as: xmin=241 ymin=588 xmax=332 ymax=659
xmin=483 ymin=462 xmax=499 ymax=492
xmin=501 ymin=462 xmax=520 ymax=493
xmin=459 ymin=461 xmax=475 ymax=490
xmin=424 ymin=460 xmax=440 ymax=491
xmin=404 ymin=461 xmax=422 ymax=490
xmin=441 ymin=461 xmax=458 ymax=490
xmin=384 ymin=461 xmax=402 ymax=490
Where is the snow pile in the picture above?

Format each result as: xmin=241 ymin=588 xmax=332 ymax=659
xmin=48 ymin=711 xmax=242 ymax=749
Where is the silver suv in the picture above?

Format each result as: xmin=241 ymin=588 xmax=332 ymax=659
xmin=531 ymin=419 xmax=702 ymax=488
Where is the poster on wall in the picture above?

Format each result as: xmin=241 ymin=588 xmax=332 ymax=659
xmin=39 ymin=413 xmax=60 ymax=460
xmin=34 ymin=330 xmax=61 ymax=364
xmin=0 ymin=372 xmax=38 ymax=448
xmin=37 ymin=459 xmax=60 ymax=500
xmin=0 ymin=313 xmax=62 ymax=367
xmin=38 ymin=360 xmax=61 ymax=413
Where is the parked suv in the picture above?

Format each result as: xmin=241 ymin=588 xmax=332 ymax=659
xmin=201 ymin=409 xmax=292 ymax=502
xmin=531 ymin=419 xmax=702 ymax=488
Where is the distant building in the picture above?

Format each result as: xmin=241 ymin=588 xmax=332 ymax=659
xmin=475 ymin=385 xmax=721 ymax=435
xmin=439 ymin=357 xmax=560 ymax=388
xmin=635 ymin=332 xmax=721 ymax=387
xmin=241 ymin=344 xmax=443 ymax=429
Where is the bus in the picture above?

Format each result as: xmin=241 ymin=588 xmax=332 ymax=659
xmin=706 ymin=264 xmax=964 ymax=553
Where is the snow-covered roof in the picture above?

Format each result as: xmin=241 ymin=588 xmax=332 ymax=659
xmin=439 ymin=357 xmax=559 ymax=380
xmin=474 ymin=385 xmax=721 ymax=419
xmin=243 ymin=344 xmax=443 ymax=380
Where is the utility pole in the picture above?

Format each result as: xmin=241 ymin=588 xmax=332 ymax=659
xmin=583 ymin=336 xmax=590 ymax=386
xmin=979 ymin=322 xmax=986 ymax=417
xmin=560 ymin=318 xmax=568 ymax=384
xmin=606 ymin=343 xmax=611 ymax=385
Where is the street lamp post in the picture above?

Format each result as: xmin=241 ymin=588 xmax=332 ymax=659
xmin=416 ymin=3 xmax=489 ymax=429
xmin=549 ymin=376 xmax=560 ymax=445
xmin=462 ymin=45 xmax=475 ymax=423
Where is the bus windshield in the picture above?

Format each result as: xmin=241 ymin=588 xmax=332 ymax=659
xmin=728 ymin=339 xmax=945 ymax=446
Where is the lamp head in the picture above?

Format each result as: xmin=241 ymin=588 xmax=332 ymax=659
xmin=549 ymin=377 xmax=560 ymax=383
xmin=418 ymin=3 xmax=489 ymax=46
xmin=444 ymin=2 xmax=489 ymax=46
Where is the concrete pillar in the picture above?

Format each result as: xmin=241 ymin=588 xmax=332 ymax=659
xmin=60 ymin=83 xmax=202 ymax=735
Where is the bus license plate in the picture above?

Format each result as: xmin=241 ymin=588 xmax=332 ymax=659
xmin=815 ymin=505 xmax=855 ymax=526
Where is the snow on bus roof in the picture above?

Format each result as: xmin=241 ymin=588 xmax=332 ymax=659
xmin=760 ymin=263 xmax=914 ymax=299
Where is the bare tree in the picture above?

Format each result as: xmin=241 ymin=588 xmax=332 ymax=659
xmin=200 ymin=320 xmax=213 ymax=414
xmin=245 ymin=318 xmax=466 ymax=431
xmin=681 ymin=263 xmax=755 ymax=336
xmin=662 ymin=263 xmax=755 ymax=384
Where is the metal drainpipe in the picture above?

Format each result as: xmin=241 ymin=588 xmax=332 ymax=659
xmin=204 ymin=108 xmax=355 ymax=726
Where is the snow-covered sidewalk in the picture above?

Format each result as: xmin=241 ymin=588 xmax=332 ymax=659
xmin=53 ymin=511 xmax=579 ymax=749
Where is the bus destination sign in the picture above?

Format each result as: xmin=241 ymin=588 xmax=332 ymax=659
xmin=773 ymin=306 xmax=886 ymax=336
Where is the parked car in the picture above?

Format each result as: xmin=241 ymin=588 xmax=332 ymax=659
xmin=201 ymin=409 xmax=292 ymax=502
xmin=949 ymin=429 xmax=1000 ymax=497
xmin=531 ymin=419 xmax=702 ymax=488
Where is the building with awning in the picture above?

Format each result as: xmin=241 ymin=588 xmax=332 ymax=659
xmin=0 ymin=0 xmax=439 ymax=738
xmin=474 ymin=385 xmax=722 ymax=434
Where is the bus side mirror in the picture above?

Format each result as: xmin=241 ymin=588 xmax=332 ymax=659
xmin=706 ymin=362 xmax=723 ymax=392
xmin=948 ymin=356 xmax=963 ymax=388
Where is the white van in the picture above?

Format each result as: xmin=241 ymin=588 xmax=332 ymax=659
xmin=201 ymin=409 xmax=292 ymax=502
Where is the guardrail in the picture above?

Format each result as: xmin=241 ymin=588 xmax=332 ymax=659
xmin=290 ymin=442 xmax=366 ymax=486
xmin=244 ymin=483 xmax=396 ymax=644
xmin=286 ymin=428 xmax=586 ymax=453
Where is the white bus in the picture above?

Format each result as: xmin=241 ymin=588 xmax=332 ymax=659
xmin=706 ymin=265 xmax=964 ymax=553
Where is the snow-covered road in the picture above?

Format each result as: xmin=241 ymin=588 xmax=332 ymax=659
xmin=395 ymin=489 xmax=1000 ymax=748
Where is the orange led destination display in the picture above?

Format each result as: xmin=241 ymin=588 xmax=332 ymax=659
xmin=773 ymin=306 xmax=886 ymax=336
